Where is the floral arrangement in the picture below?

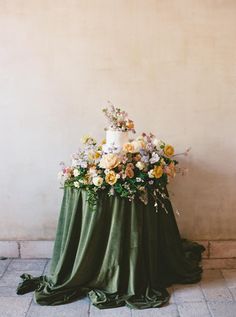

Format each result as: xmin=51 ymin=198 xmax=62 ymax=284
xmin=58 ymin=131 xmax=189 ymax=212
xmin=103 ymin=103 xmax=135 ymax=133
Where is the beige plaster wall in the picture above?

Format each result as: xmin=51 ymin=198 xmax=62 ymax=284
xmin=0 ymin=0 xmax=235 ymax=240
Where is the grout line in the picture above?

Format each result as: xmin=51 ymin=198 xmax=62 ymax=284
xmin=17 ymin=241 xmax=21 ymax=258
xmin=206 ymin=301 xmax=215 ymax=317
xmin=219 ymin=269 xmax=235 ymax=301
xmin=42 ymin=259 xmax=49 ymax=275
xmin=42 ymin=259 xmax=50 ymax=275
xmin=25 ymin=297 xmax=34 ymax=317
xmin=175 ymin=303 xmax=181 ymax=317
xmin=198 ymin=276 xmax=214 ymax=317
xmin=0 ymin=258 xmax=13 ymax=279
xmin=88 ymin=296 xmax=91 ymax=317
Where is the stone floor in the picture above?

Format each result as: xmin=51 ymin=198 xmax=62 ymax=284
xmin=0 ymin=259 xmax=236 ymax=317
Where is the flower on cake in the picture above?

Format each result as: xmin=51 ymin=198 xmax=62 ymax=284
xmin=103 ymin=102 xmax=136 ymax=133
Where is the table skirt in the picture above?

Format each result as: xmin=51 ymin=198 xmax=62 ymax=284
xmin=17 ymin=188 xmax=205 ymax=309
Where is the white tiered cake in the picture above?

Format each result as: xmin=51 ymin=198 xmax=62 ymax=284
xmin=102 ymin=130 xmax=129 ymax=153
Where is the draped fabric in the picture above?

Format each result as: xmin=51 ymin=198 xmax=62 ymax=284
xmin=17 ymin=188 xmax=205 ymax=309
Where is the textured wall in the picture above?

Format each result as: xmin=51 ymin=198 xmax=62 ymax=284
xmin=0 ymin=0 xmax=235 ymax=240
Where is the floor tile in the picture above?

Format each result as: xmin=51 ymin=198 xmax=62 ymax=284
xmin=201 ymin=269 xmax=233 ymax=302
xmin=228 ymin=287 xmax=236 ymax=301
xmin=131 ymin=304 xmax=178 ymax=317
xmin=208 ymin=302 xmax=236 ymax=317
xmin=7 ymin=259 xmax=47 ymax=272
xmin=0 ymin=259 xmax=11 ymax=277
xmin=178 ymin=302 xmax=211 ymax=317
xmin=0 ymin=270 xmax=43 ymax=288
xmin=27 ymin=297 xmax=90 ymax=317
xmin=173 ymin=284 xmax=205 ymax=303
xmin=0 ymin=296 xmax=32 ymax=317
xmin=0 ymin=285 xmax=33 ymax=297
xmin=90 ymin=303 xmax=132 ymax=317
xmin=43 ymin=260 xmax=51 ymax=275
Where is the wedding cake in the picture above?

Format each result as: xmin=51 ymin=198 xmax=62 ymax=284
xmin=102 ymin=105 xmax=135 ymax=153
xmin=102 ymin=130 xmax=129 ymax=152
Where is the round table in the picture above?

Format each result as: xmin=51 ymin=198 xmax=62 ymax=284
xmin=17 ymin=187 xmax=204 ymax=309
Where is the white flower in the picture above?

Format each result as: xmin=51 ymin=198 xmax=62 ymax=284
xmin=109 ymin=187 xmax=115 ymax=196
xmin=92 ymin=176 xmax=103 ymax=187
xmin=73 ymin=169 xmax=80 ymax=177
xmin=149 ymin=152 xmax=160 ymax=164
xmin=136 ymin=161 xmax=145 ymax=170
xmin=136 ymin=177 xmax=142 ymax=182
xmin=153 ymin=138 xmax=163 ymax=148
xmin=74 ymin=181 xmax=80 ymax=188
xmin=88 ymin=167 xmax=97 ymax=177
xmin=148 ymin=169 xmax=154 ymax=178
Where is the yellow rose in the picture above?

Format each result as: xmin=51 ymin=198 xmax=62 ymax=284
xmin=164 ymin=144 xmax=174 ymax=157
xmin=105 ymin=171 xmax=118 ymax=185
xmin=99 ymin=153 xmax=120 ymax=169
xmin=152 ymin=165 xmax=163 ymax=178
xmin=123 ymin=142 xmax=135 ymax=153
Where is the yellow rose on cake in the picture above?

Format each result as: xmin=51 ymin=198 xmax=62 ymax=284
xmin=99 ymin=153 xmax=120 ymax=169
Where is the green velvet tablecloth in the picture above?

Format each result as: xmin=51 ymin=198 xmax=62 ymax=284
xmin=17 ymin=187 xmax=204 ymax=309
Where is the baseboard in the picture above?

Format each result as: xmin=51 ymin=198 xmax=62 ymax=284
xmin=0 ymin=240 xmax=54 ymax=259
xmin=0 ymin=240 xmax=236 ymax=269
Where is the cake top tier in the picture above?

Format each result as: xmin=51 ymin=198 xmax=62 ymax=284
xmin=102 ymin=103 xmax=135 ymax=133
